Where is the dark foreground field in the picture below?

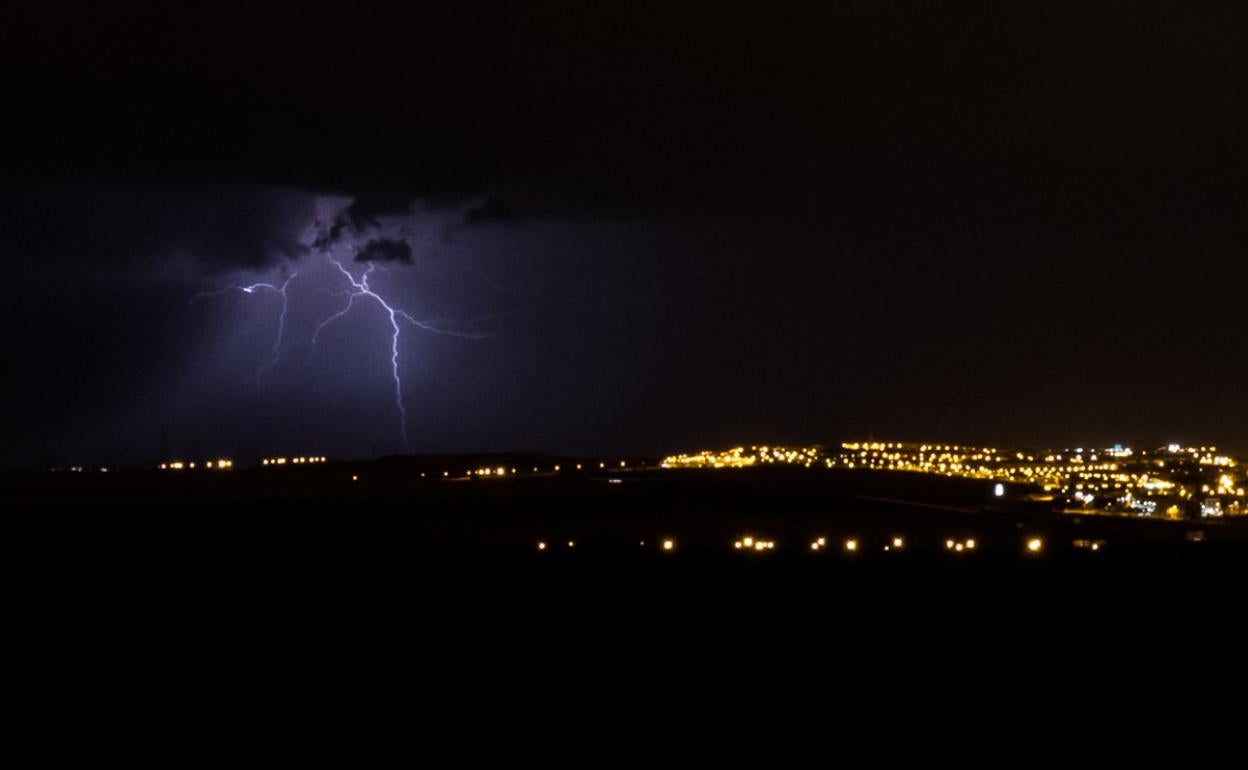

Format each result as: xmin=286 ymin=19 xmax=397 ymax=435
xmin=10 ymin=465 xmax=1248 ymax=756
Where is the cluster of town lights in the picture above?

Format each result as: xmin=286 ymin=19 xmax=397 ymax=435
xmin=734 ymin=535 xmax=777 ymax=552
xmin=663 ymin=441 xmax=1246 ymax=519
xmin=262 ymin=456 xmax=327 ymax=466
xmin=159 ymin=459 xmax=234 ymax=470
xmin=945 ymin=538 xmax=977 ymax=553
xmin=662 ymin=446 xmax=820 ymax=469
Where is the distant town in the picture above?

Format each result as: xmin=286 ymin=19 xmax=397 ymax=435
xmin=135 ymin=440 xmax=1248 ymax=521
xmin=662 ymin=442 xmax=1246 ymax=519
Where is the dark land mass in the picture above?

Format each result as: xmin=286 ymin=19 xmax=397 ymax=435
xmin=10 ymin=460 xmax=1248 ymax=756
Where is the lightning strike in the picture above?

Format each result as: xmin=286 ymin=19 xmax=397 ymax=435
xmin=254 ymin=274 xmax=297 ymax=387
xmin=191 ymin=275 xmax=298 ymax=387
xmin=305 ymin=258 xmax=409 ymax=446
xmin=313 ymin=256 xmax=483 ymax=449
xmin=194 ymin=245 xmax=486 ymax=450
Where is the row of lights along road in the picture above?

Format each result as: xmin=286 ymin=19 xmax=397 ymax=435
xmin=536 ymin=536 xmax=1059 ymax=554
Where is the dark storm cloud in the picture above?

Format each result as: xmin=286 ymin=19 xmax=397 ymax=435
xmin=354 ymin=238 xmax=413 ymax=264
xmin=315 ymin=194 xmax=422 ymax=249
xmin=1 ymin=178 xmax=315 ymax=276
xmin=340 ymin=195 xmax=416 ymax=231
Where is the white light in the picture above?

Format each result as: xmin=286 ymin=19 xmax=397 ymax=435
xmin=994 ymin=483 xmax=1005 ymax=498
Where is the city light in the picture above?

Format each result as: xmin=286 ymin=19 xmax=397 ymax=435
xmin=662 ymin=445 xmax=820 ymax=469
xmin=661 ymin=441 xmax=1246 ymax=520
xmin=261 ymin=456 xmax=327 ymax=467
xmin=738 ymin=537 xmax=776 ymax=552
xmin=160 ymin=458 xmax=234 ymax=471
xmin=1026 ymin=538 xmax=1044 ymax=553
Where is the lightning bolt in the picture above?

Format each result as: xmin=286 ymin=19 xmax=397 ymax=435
xmin=313 ymin=256 xmax=486 ymax=449
xmin=254 ymin=274 xmax=297 ymax=387
xmin=194 ymin=252 xmax=487 ymax=451
xmin=191 ymin=274 xmax=298 ymax=387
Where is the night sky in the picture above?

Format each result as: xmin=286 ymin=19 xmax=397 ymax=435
xmin=1 ymin=2 xmax=1244 ymax=468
